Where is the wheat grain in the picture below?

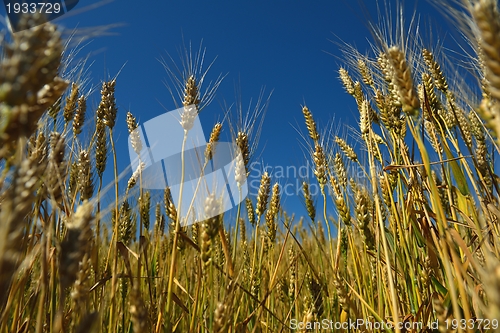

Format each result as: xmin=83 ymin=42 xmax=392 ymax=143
xmin=302 ymin=106 xmax=320 ymax=142
xmin=139 ymin=191 xmax=151 ymax=230
xmin=164 ymin=187 xmax=178 ymax=222
xmin=97 ymin=80 xmax=118 ymax=129
xmin=255 ymin=172 xmax=271 ymax=217
xmin=60 ymin=201 xmax=93 ymax=289
xmin=213 ymin=302 xmax=228 ymax=333
xmin=191 ymin=222 xmax=199 ymax=245
xmin=73 ymin=95 xmax=86 ymax=136
xmin=126 ymin=111 xmax=142 ymax=155
xmin=265 ymin=183 xmax=280 ymax=244
xmin=238 ymin=217 xmax=246 ymax=243
xmin=469 ymin=111 xmax=486 ymax=142
xmin=306 ymin=271 xmax=323 ymax=317
xmin=0 ymin=14 xmax=64 ymax=107
xmin=359 ymin=99 xmax=371 ymax=134
xmin=205 ymin=122 xmax=222 ymax=161
xmin=333 ymin=153 xmax=347 ymax=189
xmin=339 ymin=68 xmax=355 ymax=95
xmin=333 ymin=273 xmax=349 ymax=311
xmin=387 ymin=47 xmax=420 ymax=115
xmin=302 ymin=181 xmax=316 ymax=222
xmin=0 ymin=158 xmax=43 ymax=306
xmin=127 ymin=161 xmax=145 ymax=192
xmin=473 ymin=0 xmax=500 ymax=100
xmin=155 ymin=202 xmax=166 ymax=235
xmin=422 ymin=49 xmax=448 ymax=93
xmin=313 ymin=144 xmax=328 ymax=191
xmin=182 ymin=75 xmax=200 ymax=107
xmin=421 ymin=73 xmax=441 ymax=117
xmin=335 ymin=195 xmax=351 ymax=226
xmin=453 ymin=102 xmax=473 ymax=147
xmin=246 ymin=197 xmax=256 ymax=226
xmin=64 ymin=83 xmax=79 ymax=124
xmin=116 ymin=200 xmax=134 ymax=245
xmin=334 ymin=136 xmax=358 ymax=162
xmin=235 ymin=131 xmax=250 ymax=171
xmin=95 ymin=118 xmax=107 ymax=178
xmin=28 ymin=131 xmax=47 ymax=165
xmin=45 ymin=132 xmax=66 ymax=202
xmin=78 ymin=150 xmax=93 ymax=201
xmin=201 ymin=194 xmax=221 ymax=268
xmin=357 ymin=59 xmax=374 ymax=86
xmin=353 ymin=81 xmax=364 ymax=105
xmin=70 ymin=255 xmax=92 ymax=307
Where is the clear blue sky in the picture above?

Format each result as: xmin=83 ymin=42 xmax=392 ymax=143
xmin=1 ymin=0 xmax=463 ymax=222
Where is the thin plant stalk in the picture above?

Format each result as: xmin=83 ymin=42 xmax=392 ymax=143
xmin=165 ymin=130 xmax=188 ymax=326
xmin=107 ymin=128 xmax=120 ymax=333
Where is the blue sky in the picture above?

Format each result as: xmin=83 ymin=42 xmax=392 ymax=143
xmin=1 ymin=0 xmax=464 ymax=222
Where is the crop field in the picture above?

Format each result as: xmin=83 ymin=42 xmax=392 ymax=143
xmin=1 ymin=1 xmax=500 ymax=332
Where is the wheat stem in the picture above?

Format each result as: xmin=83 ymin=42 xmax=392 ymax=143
xmin=165 ymin=130 xmax=188 ymax=327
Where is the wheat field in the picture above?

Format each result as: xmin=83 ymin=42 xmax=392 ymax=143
xmin=1 ymin=2 xmax=500 ymax=332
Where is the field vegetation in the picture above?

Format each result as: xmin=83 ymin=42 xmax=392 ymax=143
xmin=1 ymin=1 xmax=500 ymax=332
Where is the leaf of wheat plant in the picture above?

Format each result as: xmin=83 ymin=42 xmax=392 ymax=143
xmin=2 ymin=2 xmax=500 ymax=333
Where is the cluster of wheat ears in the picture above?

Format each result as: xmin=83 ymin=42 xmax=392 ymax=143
xmin=2 ymin=1 xmax=500 ymax=332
